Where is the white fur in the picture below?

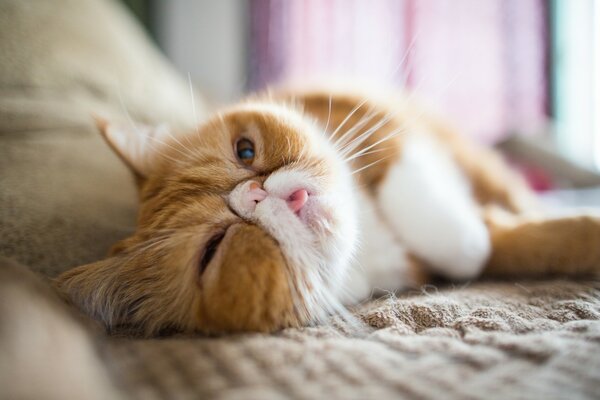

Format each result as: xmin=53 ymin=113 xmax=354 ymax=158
xmin=258 ymin=168 xmax=358 ymax=322
xmin=263 ymin=169 xmax=321 ymax=198
xmin=377 ymin=133 xmax=491 ymax=280
xmin=341 ymin=190 xmax=414 ymax=304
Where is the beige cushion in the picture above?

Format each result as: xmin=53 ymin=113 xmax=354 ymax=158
xmin=0 ymin=256 xmax=121 ymax=399
xmin=0 ymin=0 xmax=206 ymax=276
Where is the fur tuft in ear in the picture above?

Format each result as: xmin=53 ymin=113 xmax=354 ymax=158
xmin=93 ymin=115 xmax=172 ymax=178
xmin=54 ymin=254 xmax=198 ymax=336
xmin=54 ymin=258 xmax=134 ymax=332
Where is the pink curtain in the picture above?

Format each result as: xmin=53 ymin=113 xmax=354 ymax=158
xmin=249 ymin=0 xmax=548 ymax=143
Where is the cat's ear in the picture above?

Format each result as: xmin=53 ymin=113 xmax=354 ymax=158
xmin=54 ymin=258 xmax=130 ymax=330
xmin=93 ymin=115 xmax=171 ymax=178
xmin=54 ymin=253 xmax=179 ymax=335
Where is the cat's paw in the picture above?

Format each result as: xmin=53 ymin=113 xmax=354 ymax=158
xmin=228 ymin=180 xmax=267 ymax=218
xmin=377 ymin=133 xmax=491 ymax=281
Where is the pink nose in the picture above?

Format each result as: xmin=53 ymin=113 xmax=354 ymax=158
xmin=287 ymin=189 xmax=309 ymax=213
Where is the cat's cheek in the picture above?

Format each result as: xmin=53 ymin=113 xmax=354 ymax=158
xmin=195 ymin=224 xmax=300 ymax=333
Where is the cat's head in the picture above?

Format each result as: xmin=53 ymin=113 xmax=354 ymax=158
xmin=56 ymin=101 xmax=358 ymax=335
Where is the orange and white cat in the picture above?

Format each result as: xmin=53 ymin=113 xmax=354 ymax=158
xmin=56 ymin=89 xmax=600 ymax=335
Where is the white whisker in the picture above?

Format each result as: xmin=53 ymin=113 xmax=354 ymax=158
xmin=392 ymin=30 xmax=421 ymax=87
xmin=323 ymin=93 xmax=333 ymax=135
xmin=337 ymin=110 xmax=396 ymax=156
xmin=117 ymin=86 xmax=140 ymax=134
xmin=188 ymin=72 xmax=200 ymax=136
xmin=351 ymin=154 xmax=395 ymax=176
xmin=332 ymin=107 xmax=380 ymax=150
xmin=329 ymin=97 xmax=370 ymax=142
xmin=146 ymin=134 xmax=191 ymax=162
xmin=343 ymin=145 xmax=395 ymax=163
xmin=348 ymin=125 xmax=409 ymax=162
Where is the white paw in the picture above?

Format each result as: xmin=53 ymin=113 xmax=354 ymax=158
xmin=228 ymin=180 xmax=267 ymax=219
xmin=377 ymin=134 xmax=491 ymax=280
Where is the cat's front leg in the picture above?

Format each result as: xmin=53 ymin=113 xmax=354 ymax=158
xmin=376 ymin=133 xmax=491 ymax=280
xmin=339 ymin=190 xmax=429 ymax=305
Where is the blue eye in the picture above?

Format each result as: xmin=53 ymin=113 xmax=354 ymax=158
xmin=238 ymin=148 xmax=254 ymax=159
xmin=236 ymin=138 xmax=255 ymax=165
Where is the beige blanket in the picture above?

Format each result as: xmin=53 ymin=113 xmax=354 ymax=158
xmin=2 ymin=258 xmax=599 ymax=399
xmin=107 ymin=280 xmax=600 ymax=399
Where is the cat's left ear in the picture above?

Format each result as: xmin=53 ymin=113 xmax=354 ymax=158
xmin=54 ymin=257 xmax=130 ymax=330
xmin=93 ymin=116 xmax=171 ymax=178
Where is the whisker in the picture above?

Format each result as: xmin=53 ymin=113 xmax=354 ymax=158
xmin=117 ymin=87 xmax=141 ymax=134
xmin=349 ymin=124 xmax=409 ymax=161
xmin=340 ymin=69 xmax=435 ymax=159
xmin=153 ymin=151 xmax=182 ymax=166
xmin=188 ymin=72 xmax=200 ymax=135
xmin=391 ymin=30 xmax=421 ymax=87
xmin=323 ymin=93 xmax=333 ymax=135
xmin=162 ymin=127 xmax=190 ymax=153
xmin=343 ymin=145 xmax=396 ymax=163
xmin=350 ymin=154 xmax=395 ymax=176
xmin=118 ymin=84 xmax=191 ymax=159
xmin=337 ymin=110 xmax=396 ymax=156
xmin=123 ymin=229 xmax=201 ymax=261
xmin=332 ymin=107 xmax=380 ymax=150
xmin=148 ymin=135 xmax=189 ymax=161
xmin=328 ymin=97 xmax=370 ymax=142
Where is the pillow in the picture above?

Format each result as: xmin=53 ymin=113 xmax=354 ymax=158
xmin=0 ymin=256 xmax=120 ymax=399
xmin=0 ymin=0 xmax=206 ymax=276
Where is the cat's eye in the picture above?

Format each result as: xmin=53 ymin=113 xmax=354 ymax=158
xmin=199 ymin=232 xmax=225 ymax=275
xmin=235 ymin=138 xmax=255 ymax=165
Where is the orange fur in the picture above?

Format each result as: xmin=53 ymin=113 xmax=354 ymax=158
xmin=483 ymin=208 xmax=600 ymax=278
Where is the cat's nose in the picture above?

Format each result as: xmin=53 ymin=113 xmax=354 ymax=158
xmin=248 ymin=181 xmax=268 ymax=203
xmin=286 ymin=189 xmax=309 ymax=213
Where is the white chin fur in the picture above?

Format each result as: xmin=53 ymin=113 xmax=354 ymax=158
xmin=250 ymin=167 xmax=358 ymax=322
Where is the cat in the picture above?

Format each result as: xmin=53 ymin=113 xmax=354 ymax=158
xmin=55 ymin=88 xmax=600 ymax=336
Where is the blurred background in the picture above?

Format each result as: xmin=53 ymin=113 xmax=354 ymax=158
xmin=122 ymin=0 xmax=599 ymax=192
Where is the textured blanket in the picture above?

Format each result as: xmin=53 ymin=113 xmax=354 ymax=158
xmin=3 ymin=258 xmax=599 ymax=399
xmin=106 ymin=281 xmax=600 ymax=399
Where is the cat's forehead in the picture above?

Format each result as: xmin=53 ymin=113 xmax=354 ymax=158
xmin=228 ymin=102 xmax=310 ymax=124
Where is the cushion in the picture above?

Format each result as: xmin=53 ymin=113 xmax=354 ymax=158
xmin=0 ymin=256 xmax=120 ymax=399
xmin=0 ymin=0 xmax=206 ymax=276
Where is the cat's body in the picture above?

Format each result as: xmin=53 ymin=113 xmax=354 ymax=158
xmin=56 ymin=89 xmax=600 ymax=335
xmin=283 ymin=90 xmax=532 ymax=303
